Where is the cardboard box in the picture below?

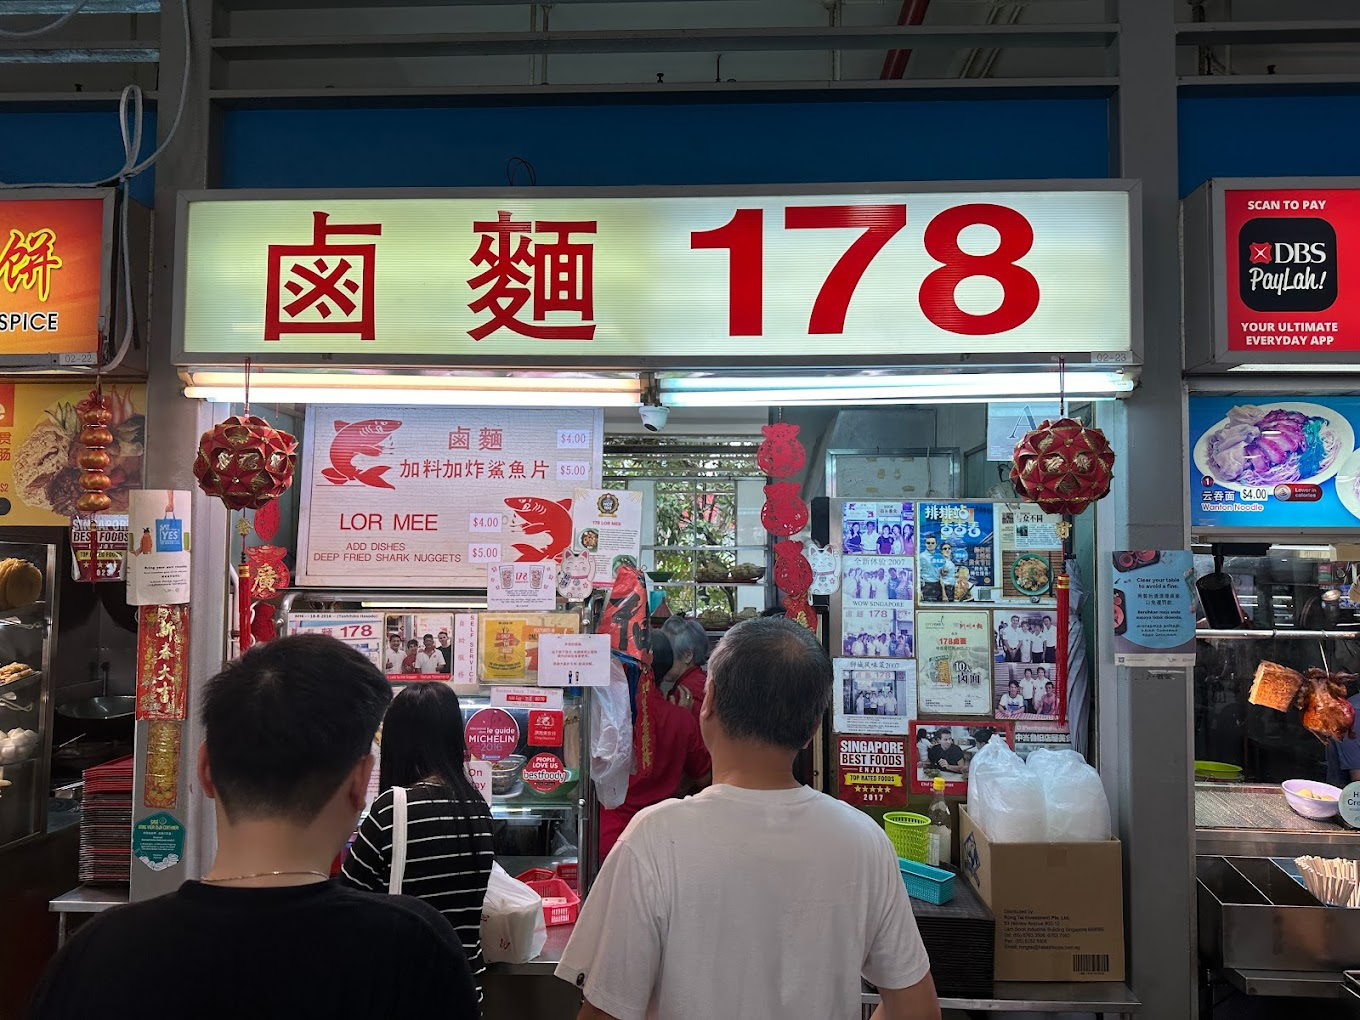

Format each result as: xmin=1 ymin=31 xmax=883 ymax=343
xmin=958 ymin=806 xmax=1126 ymax=982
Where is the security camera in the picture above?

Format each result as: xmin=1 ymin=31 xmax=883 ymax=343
xmin=639 ymin=403 xmax=670 ymax=432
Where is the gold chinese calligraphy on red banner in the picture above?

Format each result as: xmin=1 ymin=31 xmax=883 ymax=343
xmin=136 ymin=605 xmax=188 ymax=722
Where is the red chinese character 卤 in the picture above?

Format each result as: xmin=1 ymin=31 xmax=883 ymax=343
xmin=265 ymin=211 xmax=381 ymax=341
xmin=448 ymin=427 xmax=471 ymax=450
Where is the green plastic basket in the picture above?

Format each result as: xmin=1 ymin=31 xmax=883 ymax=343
xmin=882 ymin=812 xmax=931 ymax=863
xmin=899 ymin=857 xmax=955 ymax=905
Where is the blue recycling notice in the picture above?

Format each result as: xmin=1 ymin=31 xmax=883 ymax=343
xmin=1189 ymin=395 xmax=1360 ymax=531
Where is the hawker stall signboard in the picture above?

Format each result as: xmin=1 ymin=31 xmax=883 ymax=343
xmin=298 ymin=406 xmax=602 ymax=586
xmin=1189 ymin=395 xmax=1360 ymax=533
xmin=0 ymin=194 xmax=111 ymax=366
xmin=175 ymin=187 xmax=1135 ymax=366
xmin=1185 ymin=179 xmax=1360 ymax=369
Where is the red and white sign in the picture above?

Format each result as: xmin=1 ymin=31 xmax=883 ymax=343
xmin=522 ymin=752 xmax=570 ymax=794
xmin=490 ymin=686 xmax=564 ymax=712
xmin=177 ymin=189 xmax=1133 ymax=364
xmin=297 ymin=405 xmax=602 ymax=587
xmin=464 ymin=707 xmax=520 ymax=762
xmin=1224 ymin=187 xmax=1352 ymax=351
xmin=465 ymin=760 xmax=493 ymax=806
xmin=835 ymin=734 xmax=908 ymax=809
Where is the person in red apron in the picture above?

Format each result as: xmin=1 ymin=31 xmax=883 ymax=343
xmin=598 ymin=631 xmax=711 ymax=861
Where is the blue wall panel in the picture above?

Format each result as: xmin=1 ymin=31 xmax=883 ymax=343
xmin=0 ymin=110 xmax=157 ymax=205
xmin=221 ymin=98 xmax=1110 ymax=189
xmin=1180 ymin=95 xmax=1360 ymax=196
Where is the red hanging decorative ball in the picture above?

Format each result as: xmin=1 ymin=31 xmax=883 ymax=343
xmin=193 ymin=415 xmax=298 ymax=511
xmin=756 ymin=423 xmax=806 ymax=479
xmin=1010 ymin=417 xmax=1115 ymax=516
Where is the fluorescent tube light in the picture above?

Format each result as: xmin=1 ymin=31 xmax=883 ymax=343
xmin=181 ymin=370 xmax=640 ymax=407
xmin=661 ymin=371 xmax=1135 ymax=407
xmin=1228 ymin=363 xmax=1360 ymax=374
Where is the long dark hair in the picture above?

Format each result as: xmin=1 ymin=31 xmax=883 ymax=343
xmin=378 ymin=683 xmax=481 ymax=803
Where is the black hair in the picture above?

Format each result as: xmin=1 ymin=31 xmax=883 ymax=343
xmin=707 ymin=617 xmax=831 ymax=751
xmin=650 ymin=629 xmax=675 ymax=684
xmin=378 ymin=682 xmax=481 ymax=804
xmin=201 ymin=634 xmax=391 ymax=824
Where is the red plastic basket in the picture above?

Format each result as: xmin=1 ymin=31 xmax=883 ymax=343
xmin=522 ymin=877 xmax=580 ymax=926
xmin=555 ymin=861 xmax=579 ymax=890
xmin=515 ymin=867 xmax=556 ymax=884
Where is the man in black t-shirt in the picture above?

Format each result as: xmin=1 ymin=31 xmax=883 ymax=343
xmin=28 ymin=635 xmax=479 ymax=1020
xmin=927 ymin=730 xmax=967 ymax=774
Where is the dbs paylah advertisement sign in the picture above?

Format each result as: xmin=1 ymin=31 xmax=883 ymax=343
xmin=1224 ymin=186 xmax=1352 ymax=352
xmin=297 ymin=405 xmax=603 ymax=587
xmin=0 ymin=195 xmax=110 ymax=365
xmin=174 ymin=187 xmax=1135 ymax=366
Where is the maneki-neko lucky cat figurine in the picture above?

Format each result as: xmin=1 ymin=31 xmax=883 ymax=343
xmin=756 ymin=422 xmax=806 ymax=479
xmin=760 ymin=482 xmax=808 ymax=537
xmin=773 ymin=540 xmax=813 ymax=597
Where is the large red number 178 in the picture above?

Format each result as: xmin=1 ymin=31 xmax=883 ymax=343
xmin=689 ymin=202 xmax=1040 ymax=337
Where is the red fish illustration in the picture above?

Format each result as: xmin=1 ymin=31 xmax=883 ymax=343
xmin=504 ymin=496 xmax=573 ymax=562
xmin=321 ymin=419 xmax=401 ymax=489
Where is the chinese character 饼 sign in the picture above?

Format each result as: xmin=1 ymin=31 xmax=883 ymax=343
xmin=176 ymin=188 xmax=1133 ymax=365
xmin=297 ymin=405 xmax=602 ymax=587
xmin=0 ymin=196 xmax=109 ymax=365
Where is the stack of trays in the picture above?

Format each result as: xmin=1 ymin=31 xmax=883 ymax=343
xmin=910 ymin=875 xmax=995 ymax=999
xmin=78 ymin=756 xmax=134 ymax=886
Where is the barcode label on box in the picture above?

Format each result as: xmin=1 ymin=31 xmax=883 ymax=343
xmin=1072 ymin=953 xmax=1110 ymax=974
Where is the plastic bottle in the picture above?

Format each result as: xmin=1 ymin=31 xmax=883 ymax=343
xmin=927 ymin=776 xmax=952 ymax=868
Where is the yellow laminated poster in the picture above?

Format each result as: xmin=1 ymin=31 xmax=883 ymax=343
xmin=0 ymin=382 xmax=146 ymax=525
xmin=481 ymin=616 xmax=527 ymax=682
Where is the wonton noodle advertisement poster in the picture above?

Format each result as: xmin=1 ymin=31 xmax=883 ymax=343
xmin=1189 ymin=395 xmax=1360 ymax=531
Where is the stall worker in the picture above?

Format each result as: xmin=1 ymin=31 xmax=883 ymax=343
xmin=661 ymin=617 xmax=710 ymax=722
xmin=597 ymin=631 xmax=710 ymax=861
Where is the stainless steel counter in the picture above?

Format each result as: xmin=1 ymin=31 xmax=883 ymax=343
xmin=1196 ymin=783 xmax=1359 ymax=858
xmin=860 ymin=982 xmax=1139 ymax=1016
xmin=49 ymin=884 xmax=128 ymax=948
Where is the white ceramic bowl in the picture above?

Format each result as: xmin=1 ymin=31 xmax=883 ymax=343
xmin=1282 ymin=779 xmax=1342 ymax=820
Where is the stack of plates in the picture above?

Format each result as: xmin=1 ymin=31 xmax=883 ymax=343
xmin=79 ymin=756 xmax=134 ymax=885
xmin=1195 ymin=760 xmax=1244 ymax=783
xmin=909 ymin=875 xmax=995 ymax=999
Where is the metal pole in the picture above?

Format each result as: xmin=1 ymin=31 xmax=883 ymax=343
xmin=1111 ymin=0 xmax=1197 ymax=1014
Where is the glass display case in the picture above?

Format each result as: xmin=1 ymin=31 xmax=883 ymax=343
xmin=0 ymin=541 xmax=57 ymax=849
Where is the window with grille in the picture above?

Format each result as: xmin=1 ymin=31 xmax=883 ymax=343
xmin=604 ymin=436 xmax=770 ymax=629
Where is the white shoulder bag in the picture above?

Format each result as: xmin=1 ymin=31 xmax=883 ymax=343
xmin=388 ymin=786 xmax=409 ymax=895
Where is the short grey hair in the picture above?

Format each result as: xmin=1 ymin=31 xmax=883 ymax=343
xmin=708 ymin=617 xmax=831 ymax=751
xmin=663 ymin=617 xmax=710 ymax=667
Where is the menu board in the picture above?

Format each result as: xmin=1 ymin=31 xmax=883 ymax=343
xmin=916 ymin=502 xmax=994 ymax=603
xmin=916 ymin=610 xmax=993 ymax=716
xmin=1189 ymin=395 xmax=1360 ymax=531
xmin=298 ymin=405 xmax=603 ymax=586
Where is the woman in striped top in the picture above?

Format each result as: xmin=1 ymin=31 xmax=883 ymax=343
xmin=341 ymin=683 xmax=495 ymax=1005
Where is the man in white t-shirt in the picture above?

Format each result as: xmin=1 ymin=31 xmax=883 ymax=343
xmin=557 ymin=617 xmax=939 ymax=1020
xmin=414 ymin=634 xmax=443 ymax=674
xmin=383 ymin=633 xmax=405 ymax=674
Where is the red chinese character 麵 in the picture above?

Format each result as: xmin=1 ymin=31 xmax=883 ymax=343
xmin=467 ymin=211 xmax=597 ymax=342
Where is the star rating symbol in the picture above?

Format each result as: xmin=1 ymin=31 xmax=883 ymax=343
xmin=1250 ymin=243 xmax=1272 ymax=264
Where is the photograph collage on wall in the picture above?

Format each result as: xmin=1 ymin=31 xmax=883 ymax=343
xmin=833 ymin=500 xmax=1072 ymax=806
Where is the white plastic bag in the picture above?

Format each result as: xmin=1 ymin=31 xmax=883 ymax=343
xmin=1030 ymin=749 xmax=1112 ymax=842
xmin=969 ymin=739 xmax=1047 ymax=843
xmin=480 ymin=862 xmax=547 ymax=964
xmin=589 ymin=658 xmax=634 ymax=810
